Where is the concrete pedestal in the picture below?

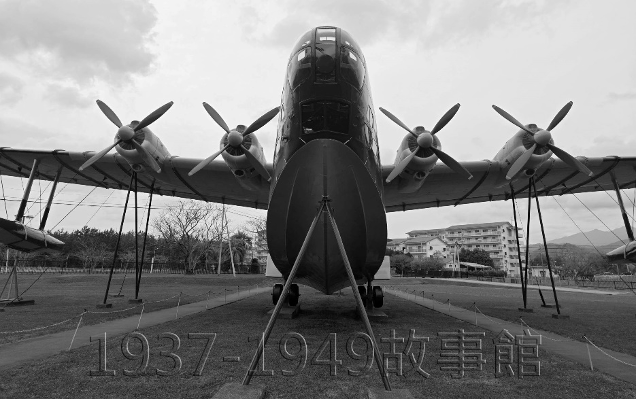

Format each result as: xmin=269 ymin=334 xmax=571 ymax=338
xmin=367 ymin=388 xmax=413 ymax=398
xmin=267 ymin=304 xmax=300 ymax=319
xmin=96 ymin=303 xmax=112 ymax=309
xmin=213 ymin=383 xmax=265 ymax=399
xmin=0 ymin=299 xmax=35 ymax=306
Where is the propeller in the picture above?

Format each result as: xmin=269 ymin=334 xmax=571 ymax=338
xmin=79 ymin=100 xmax=173 ymax=173
xmin=379 ymin=104 xmax=473 ymax=183
xmin=188 ymin=103 xmax=279 ymax=181
xmin=492 ymin=102 xmax=593 ymax=180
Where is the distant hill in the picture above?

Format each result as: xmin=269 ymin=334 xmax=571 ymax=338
xmin=549 ymin=227 xmax=630 ymax=247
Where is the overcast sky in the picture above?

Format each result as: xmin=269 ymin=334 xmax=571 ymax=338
xmin=0 ymin=0 xmax=634 ymax=244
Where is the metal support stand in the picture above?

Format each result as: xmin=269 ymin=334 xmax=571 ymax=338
xmin=217 ymin=204 xmax=225 ymax=275
xmin=510 ymin=184 xmax=526 ymax=308
xmin=136 ymin=180 xmax=154 ymax=299
xmin=522 ymin=178 xmax=532 ymax=308
xmin=531 ymin=178 xmax=561 ymax=314
xmin=133 ymin=172 xmax=139 ymax=299
xmin=242 ymin=197 xmax=391 ymax=391
xmin=101 ymin=173 xmax=134 ymax=305
xmin=39 ymin=167 xmax=62 ymax=230
xmin=326 ymin=205 xmax=391 ymax=391
xmin=610 ymin=171 xmax=636 ymax=242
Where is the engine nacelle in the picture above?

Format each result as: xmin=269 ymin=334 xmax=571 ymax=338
xmin=493 ymin=126 xmax=553 ymax=186
xmin=114 ymin=122 xmax=171 ymax=173
xmin=220 ymin=132 xmax=267 ymax=191
xmin=393 ymin=133 xmax=441 ymax=193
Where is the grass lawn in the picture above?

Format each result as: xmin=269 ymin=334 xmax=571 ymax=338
xmin=387 ymin=277 xmax=636 ymax=355
xmin=0 ymin=287 xmax=633 ymax=398
xmin=0 ymin=273 xmax=277 ymax=345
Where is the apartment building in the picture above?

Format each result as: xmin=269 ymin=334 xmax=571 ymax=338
xmin=404 ymin=221 xmax=526 ymax=275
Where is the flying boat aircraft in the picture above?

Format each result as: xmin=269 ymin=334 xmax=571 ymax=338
xmin=0 ymin=26 xmax=634 ymax=307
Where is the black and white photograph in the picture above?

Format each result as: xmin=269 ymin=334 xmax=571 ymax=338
xmin=0 ymin=0 xmax=634 ymax=398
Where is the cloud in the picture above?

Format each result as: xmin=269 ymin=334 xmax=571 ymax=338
xmin=606 ymin=91 xmax=636 ymax=104
xmin=242 ymin=0 xmax=429 ymax=48
xmin=43 ymin=83 xmax=94 ymax=108
xmin=0 ymin=0 xmax=158 ymax=86
xmin=0 ymin=72 xmax=25 ymax=105
xmin=241 ymin=0 xmax=565 ymax=50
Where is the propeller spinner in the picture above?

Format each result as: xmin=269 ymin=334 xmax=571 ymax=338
xmin=380 ymin=104 xmax=473 ymax=183
xmin=492 ymin=102 xmax=593 ymax=180
xmin=188 ymin=103 xmax=279 ymax=181
xmin=79 ymin=100 xmax=173 ymax=173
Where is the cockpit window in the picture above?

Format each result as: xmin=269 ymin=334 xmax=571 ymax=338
xmin=301 ymin=101 xmax=350 ymax=135
xmin=288 ymin=47 xmax=311 ymax=89
xmin=340 ymin=47 xmax=365 ymax=90
xmin=315 ymin=28 xmax=337 ymax=83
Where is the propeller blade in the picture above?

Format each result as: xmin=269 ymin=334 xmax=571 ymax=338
xmin=96 ymin=100 xmax=122 ymax=128
xmin=242 ymin=144 xmax=271 ymax=182
xmin=379 ymin=107 xmax=418 ymax=138
xmin=430 ymin=147 xmax=473 ymax=179
xmin=135 ymin=101 xmax=174 ymax=132
xmin=546 ymin=143 xmax=593 ymax=177
xmin=506 ymin=144 xmax=537 ymax=180
xmin=79 ymin=141 xmax=121 ymax=171
xmin=547 ymin=101 xmax=573 ymax=131
xmin=243 ymin=107 xmax=280 ymax=137
xmin=386 ymin=149 xmax=418 ymax=183
xmin=188 ymin=145 xmax=230 ymax=176
xmin=203 ymin=102 xmax=230 ymax=133
xmin=492 ymin=105 xmax=535 ymax=135
xmin=431 ymin=103 xmax=461 ymax=135
xmin=131 ymin=141 xmax=162 ymax=173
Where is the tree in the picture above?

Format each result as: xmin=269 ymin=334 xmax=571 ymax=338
xmin=459 ymin=248 xmax=494 ymax=267
xmin=153 ymin=200 xmax=224 ymax=272
xmin=390 ymin=253 xmax=413 ymax=275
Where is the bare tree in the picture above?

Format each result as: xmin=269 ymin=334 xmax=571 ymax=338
xmin=153 ymin=200 xmax=224 ymax=273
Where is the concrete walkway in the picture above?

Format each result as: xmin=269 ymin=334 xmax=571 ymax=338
xmin=426 ymin=277 xmax=632 ymax=296
xmin=386 ymin=288 xmax=636 ymax=384
xmin=0 ymin=287 xmax=270 ymax=370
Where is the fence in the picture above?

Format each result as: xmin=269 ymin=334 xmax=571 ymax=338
xmin=0 ymin=260 xmax=262 ymax=275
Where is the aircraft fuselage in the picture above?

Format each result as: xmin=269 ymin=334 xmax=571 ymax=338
xmin=266 ymin=27 xmax=387 ymax=294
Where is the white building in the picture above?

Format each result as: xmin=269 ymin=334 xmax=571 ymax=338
xmin=404 ymin=221 xmax=526 ymax=274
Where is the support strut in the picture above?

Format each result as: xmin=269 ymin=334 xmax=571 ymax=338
xmin=326 ymin=205 xmax=391 ymax=391
xmin=242 ymin=197 xmax=392 ymax=391
xmin=531 ymin=178 xmax=561 ymax=314
xmin=610 ymin=170 xmax=635 ymax=241
xmin=510 ymin=184 xmax=526 ymax=308
xmin=522 ymin=177 xmax=533 ymax=308
xmin=102 ymin=173 xmax=134 ymax=305
xmin=136 ymin=180 xmax=154 ymax=298
xmin=133 ymin=172 xmax=139 ymax=299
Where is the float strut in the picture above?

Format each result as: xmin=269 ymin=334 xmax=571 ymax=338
xmin=15 ymin=159 xmax=41 ymax=222
xmin=39 ymin=167 xmax=62 ymax=230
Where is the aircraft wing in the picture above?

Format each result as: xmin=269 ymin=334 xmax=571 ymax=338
xmin=0 ymin=148 xmax=271 ymax=209
xmin=382 ymin=156 xmax=636 ymax=212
